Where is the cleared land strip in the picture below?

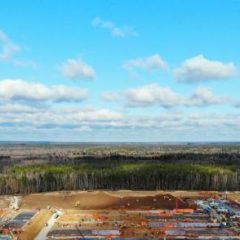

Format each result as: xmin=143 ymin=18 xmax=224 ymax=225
xmin=35 ymin=211 xmax=62 ymax=240
xmin=19 ymin=209 xmax=52 ymax=240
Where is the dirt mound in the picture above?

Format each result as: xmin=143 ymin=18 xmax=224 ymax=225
xmin=21 ymin=191 xmax=188 ymax=210
xmin=115 ymin=193 xmax=186 ymax=210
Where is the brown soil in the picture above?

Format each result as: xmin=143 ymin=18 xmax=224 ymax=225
xmin=21 ymin=191 xmax=189 ymax=210
xmin=0 ymin=196 xmax=9 ymax=208
xmin=19 ymin=209 xmax=52 ymax=240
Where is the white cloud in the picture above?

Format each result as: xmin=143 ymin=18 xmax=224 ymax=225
xmin=70 ymin=108 xmax=123 ymax=121
xmin=126 ymin=84 xmax=183 ymax=108
xmin=123 ymin=54 xmax=168 ymax=72
xmin=0 ymin=104 xmax=123 ymax=130
xmin=0 ymin=30 xmax=36 ymax=67
xmin=0 ymin=79 xmax=88 ymax=102
xmin=101 ymin=92 xmax=119 ymax=102
xmin=61 ymin=58 xmax=95 ymax=80
xmin=1 ymin=104 xmax=240 ymax=142
xmin=189 ymin=87 xmax=223 ymax=106
xmin=120 ymin=112 xmax=220 ymax=130
xmin=0 ymin=30 xmax=20 ymax=61
xmin=125 ymin=84 xmax=225 ymax=108
xmin=0 ymin=103 xmax=38 ymax=113
xmin=174 ymin=55 xmax=237 ymax=82
xmin=92 ymin=17 xmax=137 ymax=38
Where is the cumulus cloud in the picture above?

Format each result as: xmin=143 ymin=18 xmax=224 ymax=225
xmin=61 ymin=58 xmax=95 ymax=80
xmin=0 ymin=79 xmax=88 ymax=102
xmin=0 ymin=104 xmax=123 ymax=131
xmin=101 ymin=92 xmax=119 ymax=102
xmin=189 ymin=87 xmax=223 ymax=106
xmin=174 ymin=55 xmax=237 ymax=83
xmin=126 ymin=84 xmax=183 ymax=108
xmin=92 ymin=17 xmax=137 ymax=38
xmin=119 ymin=112 xmax=240 ymax=132
xmin=0 ymin=103 xmax=38 ymax=113
xmin=70 ymin=107 xmax=123 ymax=122
xmin=1 ymin=104 xmax=240 ymax=142
xmin=125 ymin=84 xmax=224 ymax=108
xmin=123 ymin=54 xmax=168 ymax=72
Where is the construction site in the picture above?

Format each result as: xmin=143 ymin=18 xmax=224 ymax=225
xmin=0 ymin=191 xmax=239 ymax=239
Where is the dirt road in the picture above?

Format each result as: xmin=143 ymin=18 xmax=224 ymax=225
xmin=19 ymin=210 xmax=52 ymax=240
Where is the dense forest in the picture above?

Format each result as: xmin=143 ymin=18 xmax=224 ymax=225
xmin=0 ymin=143 xmax=239 ymax=194
xmin=0 ymin=163 xmax=238 ymax=194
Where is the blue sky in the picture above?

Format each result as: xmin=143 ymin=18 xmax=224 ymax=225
xmin=0 ymin=0 xmax=240 ymax=142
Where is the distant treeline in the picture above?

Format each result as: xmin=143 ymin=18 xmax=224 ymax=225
xmin=0 ymin=163 xmax=239 ymax=194
xmin=73 ymin=152 xmax=240 ymax=165
xmin=3 ymin=152 xmax=240 ymax=168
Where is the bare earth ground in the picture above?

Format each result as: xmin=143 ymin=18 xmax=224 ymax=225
xmin=0 ymin=196 xmax=10 ymax=208
xmin=229 ymin=192 xmax=240 ymax=204
xmin=0 ymin=191 xmax=239 ymax=239
xmin=0 ymin=191 xmax=236 ymax=211
xmin=21 ymin=191 xmax=196 ymax=210
xmin=18 ymin=209 xmax=52 ymax=240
